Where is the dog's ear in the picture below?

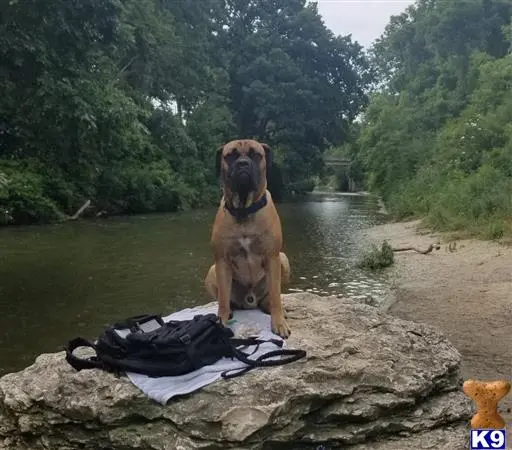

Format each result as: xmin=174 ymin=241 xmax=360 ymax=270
xmin=215 ymin=145 xmax=224 ymax=178
xmin=261 ymin=143 xmax=272 ymax=182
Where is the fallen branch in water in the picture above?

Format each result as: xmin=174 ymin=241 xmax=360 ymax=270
xmin=67 ymin=200 xmax=91 ymax=221
xmin=392 ymin=243 xmax=441 ymax=254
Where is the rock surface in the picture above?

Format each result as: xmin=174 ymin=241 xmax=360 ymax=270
xmin=0 ymin=293 xmax=473 ymax=450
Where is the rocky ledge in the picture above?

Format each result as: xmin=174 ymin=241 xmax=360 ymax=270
xmin=0 ymin=293 xmax=472 ymax=450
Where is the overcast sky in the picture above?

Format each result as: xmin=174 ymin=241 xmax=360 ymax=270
xmin=315 ymin=0 xmax=414 ymax=48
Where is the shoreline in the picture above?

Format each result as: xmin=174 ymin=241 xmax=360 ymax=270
xmin=0 ymin=190 xmax=377 ymax=230
xmin=361 ymin=219 xmax=512 ymax=431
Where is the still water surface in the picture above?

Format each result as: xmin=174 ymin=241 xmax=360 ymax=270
xmin=0 ymin=193 xmax=387 ymax=375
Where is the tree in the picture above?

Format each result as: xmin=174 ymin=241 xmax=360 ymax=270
xmin=355 ymin=0 xmax=512 ymax=238
xmin=215 ymin=0 xmax=371 ymax=186
xmin=0 ymin=0 xmax=371 ymax=224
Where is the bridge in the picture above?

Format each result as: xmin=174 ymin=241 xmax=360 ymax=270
xmin=323 ymin=156 xmax=351 ymax=168
xmin=322 ymin=156 xmax=357 ymax=192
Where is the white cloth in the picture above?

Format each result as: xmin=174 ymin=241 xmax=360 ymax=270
xmin=126 ymin=305 xmax=285 ymax=405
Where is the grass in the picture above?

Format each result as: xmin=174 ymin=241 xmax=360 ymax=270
xmin=386 ymin=164 xmax=512 ymax=243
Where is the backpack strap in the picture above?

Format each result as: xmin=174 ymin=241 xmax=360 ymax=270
xmin=230 ymin=336 xmax=284 ymax=350
xmin=64 ymin=337 xmax=106 ymax=371
xmin=221 ymin=337 xmax=307 ymax=379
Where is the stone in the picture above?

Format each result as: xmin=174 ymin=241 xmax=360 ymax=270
xmin=0 ymin=293 xmax=472 ymax=450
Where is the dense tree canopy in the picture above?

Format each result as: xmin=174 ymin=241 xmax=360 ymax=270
xmin=0 ymin=0 xmax=370 ymax=224
xmin=353 ymin=0 xmax=512 ymax=239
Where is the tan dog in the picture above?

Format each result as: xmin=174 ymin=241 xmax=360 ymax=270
xmin=204 ymin=139 xmax=291 ymax=338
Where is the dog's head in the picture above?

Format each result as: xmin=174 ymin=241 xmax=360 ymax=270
xmin=216 ymin=139 xmax=272 ymax=207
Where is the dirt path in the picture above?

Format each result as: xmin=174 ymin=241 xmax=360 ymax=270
xmin=361 ymin=220 xmax=512 ymax=429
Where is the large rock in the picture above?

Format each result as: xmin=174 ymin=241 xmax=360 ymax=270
xmin=0 ymin=293 xmax=472 ymax=450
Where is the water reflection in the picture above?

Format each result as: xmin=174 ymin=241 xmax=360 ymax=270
xmin=280 ymin=194 xmax=389 ymax=301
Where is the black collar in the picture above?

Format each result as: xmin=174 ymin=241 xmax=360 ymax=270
xmin=224 ymin=193 xmax=268 ymax=221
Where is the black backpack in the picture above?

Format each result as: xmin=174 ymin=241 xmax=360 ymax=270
xmin=64 ymin=313 xmax=306 ymax=379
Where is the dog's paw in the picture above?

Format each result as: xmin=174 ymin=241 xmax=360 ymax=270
xmin=271 ymin=316 xmax=291 ymax=339
xmin=217 ymin=306 xmax=232 ymax=326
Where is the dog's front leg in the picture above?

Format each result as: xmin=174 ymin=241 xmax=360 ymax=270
xmin=215 ymin=258 xmax=232 ymax=325
xmin=267 ymin=253 xmax=290 ymax=338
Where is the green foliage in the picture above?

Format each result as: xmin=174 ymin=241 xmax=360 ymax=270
xmin=218 ymin=1 xmax=371 ymax=184
xmin=0 ymin=160 xmax=64 ymax=224
xmin=355 ymin=0 xmax=512 ymax=239
xmin=0 ymin=0 xmax=370 ymax=225
xmin=358 ymin=241 xmax=394 ymax=270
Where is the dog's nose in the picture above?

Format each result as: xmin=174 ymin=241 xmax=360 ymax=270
xmin=236 ymin=159 xmax=250 ymax=169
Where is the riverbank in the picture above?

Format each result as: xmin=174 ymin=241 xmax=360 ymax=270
xmin=361 ymin=219 xmax=512 ymax=429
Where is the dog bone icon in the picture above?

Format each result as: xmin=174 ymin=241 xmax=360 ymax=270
xmin=463 ymin=379 xmax=511 ymax=429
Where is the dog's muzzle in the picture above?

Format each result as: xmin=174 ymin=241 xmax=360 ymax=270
xmin=231 ymin=158 xmax=258 ymax=195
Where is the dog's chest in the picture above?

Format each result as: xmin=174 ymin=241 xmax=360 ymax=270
xmin=226 ymin=233 xmax=267 ymax=284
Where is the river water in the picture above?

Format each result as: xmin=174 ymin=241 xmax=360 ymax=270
xmin=0 ymin=192 xmax=388 ymax=375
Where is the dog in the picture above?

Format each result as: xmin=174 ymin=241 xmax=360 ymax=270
xmin=204 ymin=139 xmax=291 ymax=338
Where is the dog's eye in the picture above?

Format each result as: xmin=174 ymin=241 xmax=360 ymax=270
xmin=248 ymin=148 xmax=261 ymax=160
xmin=225 ymin=151 xmax=239 ymax=162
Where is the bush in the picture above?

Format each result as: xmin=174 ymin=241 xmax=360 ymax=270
xmin=426 ymin=164 xmax=512 ymax=238
xmin=358 ymin=241 xmax=395 ymax=270
xmin=0 ymin=161 xmax=64 ymax=224
xmin=286 ymin=178 xmax=316 ymax=195
xmin=95 ymin=160 xmax=197 ymax=214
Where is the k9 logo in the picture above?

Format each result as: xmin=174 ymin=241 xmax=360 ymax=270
xmin=470 ymin=429 xmax=506 ymax=450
